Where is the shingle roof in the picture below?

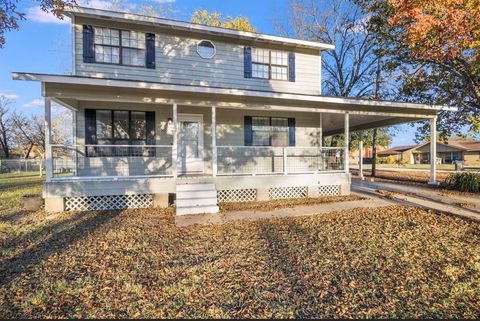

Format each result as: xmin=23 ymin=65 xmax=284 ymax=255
xmin=377 ymin=145 xmax=417 ymax=155
xmin=379 ymin=140 xmax=480 ymax=155
xmin=445 ymin=140 xmax=480 ymax=151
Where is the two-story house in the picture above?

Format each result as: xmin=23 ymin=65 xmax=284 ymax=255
xmin=13 ymin=7 xmax=455 ymax=214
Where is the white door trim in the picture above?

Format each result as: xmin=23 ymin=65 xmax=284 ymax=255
xmin=177 ymin=113 xmax=204 ymax=174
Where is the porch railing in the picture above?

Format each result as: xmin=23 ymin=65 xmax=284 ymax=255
xmin=216 ymin=146 xmax=345 ymax=176
xmin=49 ymin=145 xmax=344 ymax=179
xmin=51 ymin=144 xmax=173 ymax=178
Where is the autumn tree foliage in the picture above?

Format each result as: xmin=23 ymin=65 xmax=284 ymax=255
xmin=389 ymin=0 xmax=480 ymax=60
xmin=357 ymin=0 xmax=480 ymax=141
xmin=191 ymin=9 xmax=256 ymax=32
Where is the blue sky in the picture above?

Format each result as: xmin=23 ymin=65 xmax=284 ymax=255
xmin=0 ymin=0 xmax=422 ymax=146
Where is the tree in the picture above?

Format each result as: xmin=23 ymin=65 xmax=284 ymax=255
xmin=359 ymin=0 xmax=480 ymax=141
xmin=0 ymin=95 xmax=15 ymax=158
xmin=0 ymin=0 xmax=77 ymax=47
xmin=282 ymin=0 xmax=394 ymax=169
xmin=191 ymin=9 xmax=256 ymax=32
xmin=11 ymin=107 xmax=72 ymax=158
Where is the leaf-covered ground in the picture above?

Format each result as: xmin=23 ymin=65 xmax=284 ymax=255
xmin=1 ymin=175 xmax=480 ymax=318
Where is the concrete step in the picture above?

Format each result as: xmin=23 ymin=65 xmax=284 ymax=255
xmin=176 ymin=183 xmax=215 ymax=192
xmin=176 ymin=197 xmax=218 ymax=207
xmin=176 ymin=205 xmax=220 ymax=216
xmin=176 ymin=190 xmax=217 ymax=200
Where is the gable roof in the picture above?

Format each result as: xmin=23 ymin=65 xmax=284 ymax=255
xmin=379 ymin=140 xmax=480 ymax=155
xmin=443 ymin=140 xmax=480 ymax=151
xmin=65 ymin=6 xmax=335 ymax=51
xmin=377 ymin=145 xmax=417 ymax=155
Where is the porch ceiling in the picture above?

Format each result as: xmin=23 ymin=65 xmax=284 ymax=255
xmin=14 ymin=72 xmax=456 ymax=133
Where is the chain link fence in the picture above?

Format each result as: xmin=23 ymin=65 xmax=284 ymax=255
xmin=0 ymin=159 xmax=44 ymax=176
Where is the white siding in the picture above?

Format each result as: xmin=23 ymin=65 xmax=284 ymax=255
xmin=74 ymin=103 xmax=322 ymax=176
xmin=73 ymin=18 xmax=321 ymax=95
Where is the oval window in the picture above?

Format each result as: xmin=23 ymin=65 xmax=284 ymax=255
xmin=197 ymin=40 xmax=216 ymax=59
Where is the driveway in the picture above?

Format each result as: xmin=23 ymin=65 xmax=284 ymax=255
xmin=352 ymin=179 xmax=480 ymax=222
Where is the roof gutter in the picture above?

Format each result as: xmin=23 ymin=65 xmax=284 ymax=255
xmin=64 ymin=6 xmax=335 ymax=51
xmin=12 ymin=72 xmax=457 ymax=113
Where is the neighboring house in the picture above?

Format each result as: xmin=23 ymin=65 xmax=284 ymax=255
xmin=349 ymin=145 xmax=388 ymax=164
xmin=13 ymin=7 xmax=455 ymax=214
xmin=379 ymin=140 xmax=480 ymax=165
xmin=377 ymin=145 xmax=417 ymax=164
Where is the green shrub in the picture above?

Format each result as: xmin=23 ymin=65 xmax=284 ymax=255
xmin=442 ymin=172 xmax=480 ymax=193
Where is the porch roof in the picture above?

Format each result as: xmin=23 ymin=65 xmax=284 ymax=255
xmin=13 ymin=72 xmax=456 ymax=135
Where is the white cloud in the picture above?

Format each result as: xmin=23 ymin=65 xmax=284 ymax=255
xmin=26 ymin=6 xmax=70 ymax=24
xmin=0 ymin=93 xmax=19 ymax=100
xmin=24 ymin=99 xmax=44 ymax=108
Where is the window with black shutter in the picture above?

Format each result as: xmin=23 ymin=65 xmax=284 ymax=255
xmin=85 ymin=109 xmax=155 ymax=157
xmin=244 ymin=116 xmax=295 ymax=147
xmin=83 ymin=25 xmax=155 ymax=68
xmin=244 ymin=47 xmax=295 ymax=81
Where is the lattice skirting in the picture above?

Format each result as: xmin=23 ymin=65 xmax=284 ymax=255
xmin=217 ymin=189 xmax=257 ymax=202
xmin=65 ymin=194 xmax=153 ymax=211
xmin=318 ymin=185 xmax=341 ymax=196
xmin=269 ymin=186 xmax=308 ymax=200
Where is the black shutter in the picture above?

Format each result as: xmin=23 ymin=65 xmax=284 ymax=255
xmin=85 ymin=109 xmax=96 ymax=156
xmin=146 ymin=33 xmax=156 ymax=69
xmin=244 ymin=116 xmax=253 ymax=146
xmin=244 ymin=46 xmax=252 ymax=78
xmin=83 ymin=25 xmax=95 ymax=63
xmin=146 ymin=111 xmax=156 ymax=156
xmin=288 ymin=118 xmax=295 ymax=146
xmin=288 ymin=52 xmax=296 ymax=82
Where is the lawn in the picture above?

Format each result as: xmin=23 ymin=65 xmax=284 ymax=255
xmin=1 ymin=175 xmax=480 ymax=318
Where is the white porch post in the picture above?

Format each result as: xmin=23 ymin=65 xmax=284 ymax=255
xmin=319 ymin=113 xmax=323 ymax=147
xmin=429 ymin=115 xmax=438 ymax=184
xmin=172 ymin=103 xmax=178 ymax=178
xmin=211 ymin=106 xmax=217 ymax=177
xmin=44 ymin=98 xmax=53 ymax=181
xmin=72 ymin=110 xmax=77 ymax=176
xmin=344 ymin=113 xmax=350 ymax=174
xmin=359 ymin=130 xmax=364 ymax=180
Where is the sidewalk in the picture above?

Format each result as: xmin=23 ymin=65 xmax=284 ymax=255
xmin=176 ymin=197 xmax=394 ymax=227
xmin=352 ymin=180 xmax=480 ymax=222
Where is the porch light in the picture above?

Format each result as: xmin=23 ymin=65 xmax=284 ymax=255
xmin=163 ymin=117 xmax=174 ymax=135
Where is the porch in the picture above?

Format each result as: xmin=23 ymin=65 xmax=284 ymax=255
xmin=12 ymin=73 xmax=454 ymax=213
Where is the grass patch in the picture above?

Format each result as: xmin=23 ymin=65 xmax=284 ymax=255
xmin=219 ymin=195 xmax=365 ymax=213
xmin=1 ymin=175 xmax=480 ymax=318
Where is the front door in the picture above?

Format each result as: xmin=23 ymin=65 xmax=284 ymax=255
xmin=178 ymin=114 xmax=204 ymax=174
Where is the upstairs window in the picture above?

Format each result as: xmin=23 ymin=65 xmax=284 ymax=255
xmin=94 ymin=27 xmax=146 ymax=67
xmin=197 ymin=40 xmax=216 ymax=59
xmin=251 ymin=48 xmax=289 ymax=81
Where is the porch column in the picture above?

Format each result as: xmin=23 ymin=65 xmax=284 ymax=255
xmin=319 ymin=113 xmax=323 ymax=147
xmin=44 ymin=98 xmax=53 ymax=181
xmin=359 ymin=130 xmax=365 ymax=180
xmin=212 ymin=106 xmax=217 ymax=177
xmin=344 ymin=113 xmax=350 ymax=174
xmin=172 ymin=103 xmax=178 ymax=178
xmin=429 ymin=115 xmax=438 ymax=184
xmin=72 ymin=110 xmax=77 ymax=176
